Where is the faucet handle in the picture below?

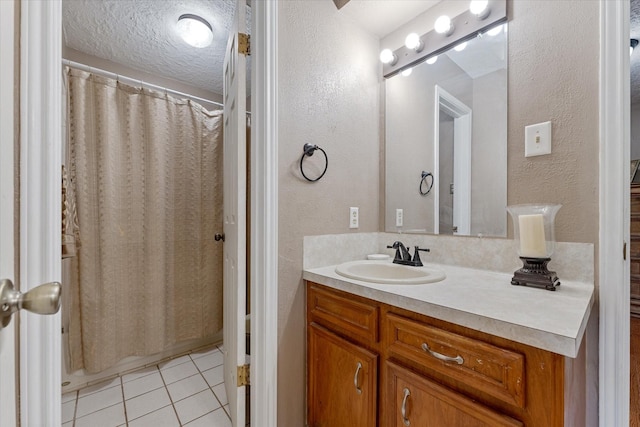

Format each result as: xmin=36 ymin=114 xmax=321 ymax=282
xmin=387 ymin=244 xmax=403 ymax=263
xmin=411 ymin=246 xmax=430 ymax=266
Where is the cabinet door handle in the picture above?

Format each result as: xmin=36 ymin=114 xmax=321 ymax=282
xmin=401 ymin=387 xmax=411 ymax=426
xmin=353 ymin=362 xmax=363 ymax=394
xmin=421 ymin=342 xmax=464 ymax=365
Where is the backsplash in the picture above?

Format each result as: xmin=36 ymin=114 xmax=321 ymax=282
xmin=304 ymin=232 xmax=593 ymax=283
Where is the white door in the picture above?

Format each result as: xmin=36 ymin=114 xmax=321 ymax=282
xmin=1 ymin=1 xmax=63 ymax=425
xmin=223 ymin=0 xmax=248 ymax=425
xmin=0 ymin=1 xmax=18 ymax=425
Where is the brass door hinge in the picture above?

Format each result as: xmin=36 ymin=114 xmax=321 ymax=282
xmin=239 ymin=33 xmax=250 ymax=56
xmin=237 ymin=364 xmax=250 ymax=387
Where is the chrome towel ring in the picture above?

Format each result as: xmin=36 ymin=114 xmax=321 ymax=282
xmin=300 ymin=143 xmax=328 ymax=182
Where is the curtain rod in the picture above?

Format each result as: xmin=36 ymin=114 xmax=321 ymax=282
xmin=62 ymin=59 xmax=224 ymax=110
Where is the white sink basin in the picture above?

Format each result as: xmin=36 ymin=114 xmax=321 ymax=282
xmin=335 ymin=260 xmax=446 ymax=285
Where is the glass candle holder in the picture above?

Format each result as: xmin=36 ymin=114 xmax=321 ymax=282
xmin=506 ymin=204 xmax=561 ymax=291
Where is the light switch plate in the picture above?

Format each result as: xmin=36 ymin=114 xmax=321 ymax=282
xmin=525 ymin=121 xmax=552 ymax=157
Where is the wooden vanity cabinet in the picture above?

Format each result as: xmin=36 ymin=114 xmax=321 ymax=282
xmin=307 ymin=281 xmax=573 ymax=427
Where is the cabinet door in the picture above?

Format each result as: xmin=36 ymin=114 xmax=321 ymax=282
xmin=386 ymin=361 xmax=522 ymax=427
xmin=308 ymin=323 xmax=378 ymax=427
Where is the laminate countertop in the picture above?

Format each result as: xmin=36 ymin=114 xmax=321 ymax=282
xmin=303 ymin=261 xmax=594 ymax=358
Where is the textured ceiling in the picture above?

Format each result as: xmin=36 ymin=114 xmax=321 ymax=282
xmin=632 ymin=0 xmax=640 ymax=103
xmin=62 ymin=0 xmax=248 ymax=97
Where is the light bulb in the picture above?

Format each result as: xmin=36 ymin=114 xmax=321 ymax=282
xmin=426 ymin=56 xmax=438 ymax=65
xmin=487 ymin=25 xmax=503 ymax=37
xmin=401 ymin=68 xmax=413 ymax=77
xmin=454 ymin=42 xmax=467 ymax=52
xmin=379 ymin=49 xmax=397 ymax=65
xmin=469 ymin=0 xmax=490 ymax=19
xmin=177 ymin=14 xmax=213 ymax=48
xmin=405 ymin=33 xmax=423 ymax=52
xmin=434 ymin=15 xmax=453 ymax=36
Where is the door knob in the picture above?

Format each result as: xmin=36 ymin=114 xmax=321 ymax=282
xmin=0 ymin=278 xmax=61 ymax=327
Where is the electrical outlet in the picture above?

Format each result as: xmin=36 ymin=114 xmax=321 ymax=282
xmin=350 ymin=207 xmax=359 ymax=229
xmin=525 ymin=121 xmax=552 ymax=157
xmin=396 ymin=209 xmax=403 ymax=227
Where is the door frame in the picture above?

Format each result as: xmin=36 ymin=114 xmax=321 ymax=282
xmin=21 ymin=1 xmax=279 ymax=426
xmin=433 ymin=85 xmax=472 ymax=235
xmin=20 ymin=0 xmax=63 ymax=425
xmin=599 ymin=1 xmax=630 ymax=426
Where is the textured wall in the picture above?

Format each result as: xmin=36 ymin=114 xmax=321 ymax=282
xmin=277 ymin=0 xmax=600 ymax=426
xmin=632 ymin=103 xmax=640 ymax=160
xmin=277 ymin=1 xmax=381 ymax=425
xmin=507 ymin=1 xmax=599 ymax=244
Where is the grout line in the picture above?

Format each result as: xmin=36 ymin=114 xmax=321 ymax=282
xmin=157 ymin=362 xmax=183 ymax=426
xmin=119 ymin=376 xmax=129 ymax=426
xmin=72 ymin=390 xmax=78 ymax=427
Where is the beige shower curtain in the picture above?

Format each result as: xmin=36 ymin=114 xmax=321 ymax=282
xmin=65 ymin=67 xmax=223 ymax=374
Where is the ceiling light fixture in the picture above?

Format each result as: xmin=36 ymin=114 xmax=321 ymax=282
xmin=177 ymin=14 xmax=213 ymax=48
xmin=469 ymin=0 xmax=491 ymax=19
xmin=401 ymin=68 xmax=413 ymax=77
xmin=632 ymin=39 xmax=638 ymax=57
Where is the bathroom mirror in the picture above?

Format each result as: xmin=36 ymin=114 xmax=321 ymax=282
xmin=384 ymin=24 xmax=507 ymax=237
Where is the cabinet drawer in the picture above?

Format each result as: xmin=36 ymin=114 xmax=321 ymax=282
xmin=308 ymin=284 xmax=378 ymax=343
xmin=386 ymin=361 xmax=522 ymax=427
xmin=385 ymin=313 xmax=525 ymax=408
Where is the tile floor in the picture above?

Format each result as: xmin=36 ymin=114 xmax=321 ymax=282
xmin=62 ymin=344 xmax=236 ymax=427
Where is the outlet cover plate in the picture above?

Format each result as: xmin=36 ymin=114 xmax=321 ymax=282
xmin=525 ymin=121 xmax=552 ymax=157
xmin=350 ymin=207 xmax=359 ymax=229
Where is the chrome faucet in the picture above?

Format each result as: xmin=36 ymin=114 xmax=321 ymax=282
xmin=387 ymin=241 xmax=430 ymax=267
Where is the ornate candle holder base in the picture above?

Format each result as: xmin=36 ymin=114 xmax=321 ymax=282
xmin=511 ymin=257 xmax=560 ymax=291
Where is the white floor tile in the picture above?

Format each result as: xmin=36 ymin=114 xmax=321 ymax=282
xmin=75 ymin=402 xmax=126 ymax=427
xmin=128 ymin=404 xmax=180 ymax=427
xmin=78 ymin=377 xmax=121 ymax=398
xmin=62 ymin=399 xmax=75 ymax=423
xmin=201 ymin=364 xmax=224 ymax=387
xmin=125 ymin=387 xmax=172 ymax=421
xmin=174 ymin=389 xmax=221 ymax=425
xmin=122 ymin=365 xmax=159 ymax=383
xmin=192 ymin=350 xmax=224 ymax=372
xmin=160 ymin=360 xmax=199 ymax=385
xmin=62 ymin=391 xmax=77 ymax=404
xmin=167 ymin=373 xmax=208 ymax=402
xmin=123 ymin=371 xmax=164 ymax=400
xmin=212 ymin=382 xmax=228 ymax=406
xmin=76 ymin=385 xmax=123 ymax=418
xmin=190 ymin=346 xmax=220 ymax=360
xmin=185 ymin=407 xmax=232 ymax=427
xmin=159 ymin=354 xmax=192 ymax=371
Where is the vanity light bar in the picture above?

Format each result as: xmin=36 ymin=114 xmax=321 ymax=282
xmin=382 ymin=0 xmax=507 ymax=79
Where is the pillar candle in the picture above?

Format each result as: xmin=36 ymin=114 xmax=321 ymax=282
xmin=518 ymin=214 xmax=547 ymax=258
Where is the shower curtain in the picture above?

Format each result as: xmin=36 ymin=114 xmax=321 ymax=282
xmin=65 ymin=67 xmax=223 ymax=374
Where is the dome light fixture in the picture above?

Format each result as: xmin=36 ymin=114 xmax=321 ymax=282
xmin=487 ymin=25 xmax=503 ymax=36
xmin=434 ymin=15 xmax=454 ymax=36
xmin=401 ymin=68 xmax=413 ymax=77
xmin=469 ymin=0 xmax=491 ymax=19
xmin=632 ymin=39 xmax=638 ymax=57
xmin=177 ymin=14 xmax=213 ymax=48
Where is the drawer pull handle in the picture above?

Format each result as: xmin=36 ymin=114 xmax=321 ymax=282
xmin=401 ymin=387 xmax=411 ymax=426
xmin=354 ymin=362 xmax=363 ymax=394
xmin=421 ymin=342 xmax=464 ymax=365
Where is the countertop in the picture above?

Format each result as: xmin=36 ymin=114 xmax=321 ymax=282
xmin=303 ymin=262 xmax=594 ymax=358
